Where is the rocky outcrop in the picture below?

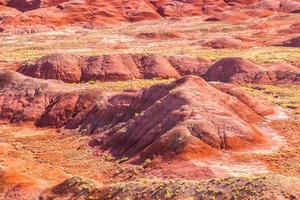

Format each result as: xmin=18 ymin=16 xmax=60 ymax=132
xmin=18 ymin=54 xmax=300 ymax=84
xmin=18 ymin=53 xmax=84 ymax=83
xmin=204 ymin=57 xmax=300 ymax=84
xmin=19 ymin=53 xmax=208 ymax=82
xmin=246 ymin=0 xmax=300 ymax=13
xmin=3 ymin=0 xmax=68 ymax=12
xmin=0 ymin=70 xmax=100 ymax=127
xmin=201 ymin=37 xmax=246 ymax=49
xmin=168 ymin=55 xmax=212 ymax=76
xmin=66 ymin=76 xmax=274 ymax=160
xmin=2 ymin=0 xmax=299 ymax=32
xmin=0 ymin=5 xmax=20 ymax=21
xmin=0 ymin=71 xmax=275 ymax=160
xmin=1 ymin=0 xmax=162 ymax=31
xmin=274 ymin=36 xmax=300 ymax=47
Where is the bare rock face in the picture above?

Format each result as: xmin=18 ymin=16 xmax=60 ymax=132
xmin=67 ymin=76 xmax=274 ymax=160
xmin=246 ymin=0 xmax=300 ymax=13
xmin=1 ymin=0 xmax=299 ymax=32
xmin=246 ymin=0 xmax=281 ymax=11
xmin=3 ymin=0 xmax=68 ymax=12
xmin=132 ymin=54 xmax=181 ymax=79
xmin=168 ymin=55 xmax=212 ymax=76
xmin=204 ymin=57 xmax=300 ymax=84
xmin=279 ymin=0 xmax=300 ymax=13
xmin=225 ymin=0 xmax=259 ymax=5
xmin=155 ymin=0 xmax=204 ymax=17
xmin=1 ymin=0 xmax=162 ymax=31
xmin=279 ymin=23 xmax=300 ymax=34
xmin=205 ymin=57 xmax=268 ymax=83
xmin=18 ymin=53 xmax=84 ymax=83
xmin=201 ymin=37 xmax=246 ymax=49
xmin=81 ymin=54 xmax=142 ymax=81
xmin=0 ymin=5 xmax=21 ymax=21
xmin=0 ymin=71 xmax=275 ymax=160
xmin=0 ymin=70 xmax=100 ymax=127
xmin=267 ymin=62 xmax=300 ymax=83
xmin=18 ymin=53 xmax=300 ymax=84
xmin=274 ymin=36 xmax=300 ymax=47
xmin=18 ymin=53 xmax=182 ymax=83
xmin=0 ymin=70 xmax=54 ymax=123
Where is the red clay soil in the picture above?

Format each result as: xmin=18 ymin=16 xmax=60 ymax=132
xmin=204 ymin=57 xmax=300 ymax=84
xmin=0 ymin=70 xmax=101 ymax=127
xmin=274 ymin=36 xmax=300 ymax=47
xmin=17 ymin=53 xmax=300 ymax=84
xmin=17 ymin=53 xmax=197 ymax=82
xmin=1 ymin=0 xmax=162 ymax=30
xmin=0 ymin=71 xmax=275 ymax=161
xmin=258 ymin=120 xmax=300 ymax=176
xmin=201 ymin=37 xmax=247 ymax=49
xmin=0 ymin=5 xmax=20 ymax=20
xmin=67 ymin=76 xmax=275 ymax=161
xmin=0 ymin=169 xmax=45 ymax=200
xmin=3 ymin=0 xmax=68 ymax=12
xmin=278 ymin=22 xmax=300 ymax=34
xmin=168 ymin=55 xmax=212 ymax=76
xmin=1 ymin=0 xmax=300 ymax=31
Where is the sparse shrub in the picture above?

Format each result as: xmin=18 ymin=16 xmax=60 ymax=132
xmin=88 ymin=80 xmax=96 ymax=85
xmin=118 ymin=157 xmax=129 ymax=163
xmin=103 ymin=154 xmax=115 ymax=161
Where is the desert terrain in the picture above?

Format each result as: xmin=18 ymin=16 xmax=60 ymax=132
xmin=0 ymin=0 xmax=300 ymax=199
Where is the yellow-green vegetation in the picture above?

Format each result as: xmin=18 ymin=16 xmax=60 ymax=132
xmin=149 ymin=46 xmax=300 ymax=64
xmin=87 ymin=175 xmax=299 ymax=199
xmin=1 ymin=14 xmax=299 ymax=64
xmin=80 ymin=78 xmax=175 ymax=92
xmin=241 ymin=84 xmax=300 ymax=115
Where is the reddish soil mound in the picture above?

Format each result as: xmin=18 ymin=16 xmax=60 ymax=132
xmin=267 ymin=62 xmax=300 ymax=83
xmin=154 ymin=0 xmax=205 ymax=17
xmin=18 ymin=54 xmax=300 ymax=84
xmin=3 ymin=0 xmax=68 ymax=12
xmin=246 ymin=0 xmax=300 ymax=13
xmin=0 ymin=70 xmax=100 ymax=127
xmin=274 ymin=36 xmax=300 ymax=47
xmin=226 ymin=0 xmax=259 ymax=5
xmin=0 ymin=5 xmax=20 ymax=20
xmin=67 ymin=76 xmax=274 ymax=160
xmin=204 ymin=57 xmax=300 ymax=84
xmin=278 ymin=23 xmax=300 ymax=34
xmin=168 ymin=55 xmax=212 ymax=76
xmin=0 ymin=71 xmax=275 ymax=160
xmin=2 ymin=0 xmax=297 ymax=31
xmin=247 ymin=0 xmax=281 ymax=11
xmin=18 ymin=53 xmax=184 ymax=82
xmin=18 ymin=53 xmax=84 ymax=83
xmin=204 ymin=10 xmax=251 ymax=23
xmin=201 ymin=37 xmax=246 ymax=49
xmin=1 ymin=0 xmax=162 ymax=31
